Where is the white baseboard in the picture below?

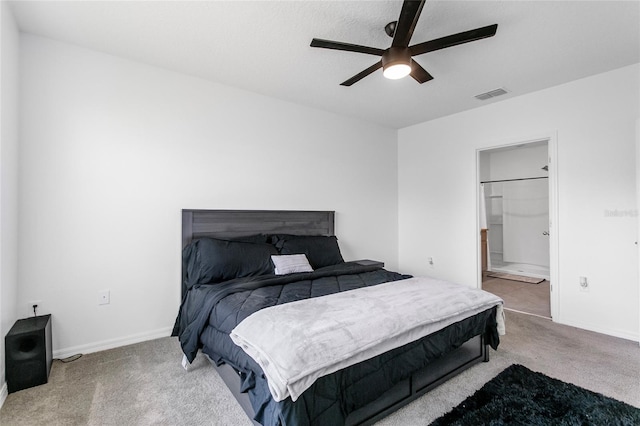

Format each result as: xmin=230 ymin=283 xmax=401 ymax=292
xmin=557 ymin=318 xmax=639 ymax=343
xmin=53 ymin=326 xmax=174 ymax=359
xmin=0 ymin=381 xmax=7 ymax=410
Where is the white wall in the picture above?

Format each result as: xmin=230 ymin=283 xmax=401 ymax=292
xmin=19 ymin=34 xmax=399 ymax=356
xmin=399 ymin=64 xmax=640 ymax=341
xmin=0 ymin=1 xmax=20 ymax=403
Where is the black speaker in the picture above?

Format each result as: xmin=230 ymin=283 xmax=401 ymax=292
xmin=5 ymin=314 xmax=52 ymax=393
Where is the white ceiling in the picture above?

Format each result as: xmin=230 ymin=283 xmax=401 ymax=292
xmin=8 ymin=0 xmax=640 ymax=129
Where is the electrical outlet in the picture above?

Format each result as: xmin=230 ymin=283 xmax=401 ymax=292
xmin=26 ymin=300 xmax=43 ymax=317
xmin=427 ymin=256 xmax=435 ymax=269
xmin=98 ymin=290 xmax=110 ymax=305
xmin=579 ymin=276 xmax=589 ymax=292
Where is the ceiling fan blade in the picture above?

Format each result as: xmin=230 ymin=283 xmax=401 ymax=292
xmin=311 ymin=38 xmax=385 ymax=56
xmin=409 ymin=24 xmax=498 ymax=56
xmin=392 ymin=0 xmax=426 ymax=48
xmin=410 ymin=60 xmax=433 ymax=84
xmin=340 ymin=61 xmax=383 ymax=86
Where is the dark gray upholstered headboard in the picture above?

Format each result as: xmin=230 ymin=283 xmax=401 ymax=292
xmin=181 ymin=209 xmax=335 ymax=248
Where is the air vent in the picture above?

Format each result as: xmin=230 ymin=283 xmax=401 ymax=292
xmin=475 ymin=88 xmax=509 ymax=101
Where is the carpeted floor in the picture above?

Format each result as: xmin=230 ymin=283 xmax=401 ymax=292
xmin=1 ymin=310 xmax=638 ymax=425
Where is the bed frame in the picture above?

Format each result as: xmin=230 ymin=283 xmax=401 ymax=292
xmin=181 ymin=209 xmax=489 ymax=426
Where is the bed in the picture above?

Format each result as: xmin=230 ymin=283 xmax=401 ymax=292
xmin=173 ymin=209 xmax=503 ymax=426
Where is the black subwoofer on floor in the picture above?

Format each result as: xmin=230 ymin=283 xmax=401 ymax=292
xmin=5 ymin=314 xmax=52 ymax=393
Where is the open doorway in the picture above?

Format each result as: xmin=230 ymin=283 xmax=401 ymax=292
xmin=478 ymin=139 xmax=553 ymax=319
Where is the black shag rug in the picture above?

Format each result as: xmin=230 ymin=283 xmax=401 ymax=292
xmin=430 ymin=364 xmax=640 ymax=425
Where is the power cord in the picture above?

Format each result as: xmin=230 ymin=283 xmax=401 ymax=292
xmin=56 ymin=354 xmax=83 ymax=363
xmin=29 ymin=306 xmax=82 ymax=363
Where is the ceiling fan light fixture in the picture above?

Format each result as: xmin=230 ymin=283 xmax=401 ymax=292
xmin=310 ymin=0 xmax=499 ymax=86
xmin=382 ymin=47 xmax=412 ymax=80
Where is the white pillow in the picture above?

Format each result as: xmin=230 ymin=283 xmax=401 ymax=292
xmin=271 ymin=254 xmax=314 ymax=275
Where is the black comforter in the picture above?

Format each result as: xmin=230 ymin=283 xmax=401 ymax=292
xmin=173 ymin=263 xmax=499 ymax=426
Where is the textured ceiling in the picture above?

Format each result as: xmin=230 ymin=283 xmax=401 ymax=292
xmin=8 ymin=1 xmax=640 ymax=129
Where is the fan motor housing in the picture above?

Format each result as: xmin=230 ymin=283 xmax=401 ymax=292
xmin=382 ymin=47 xmax=411 ymax=69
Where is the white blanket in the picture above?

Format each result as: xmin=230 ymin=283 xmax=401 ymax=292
xmin=230 ymin=276 xmax=505 ymax=402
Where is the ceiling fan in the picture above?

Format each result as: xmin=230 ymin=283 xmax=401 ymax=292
xmin=310 ymin=0 xmax=498 ymax=86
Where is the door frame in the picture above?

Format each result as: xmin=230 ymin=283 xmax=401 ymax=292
xmin=636 ymin=117 xmax=639 ymax=346
xmin=476 ymin=132 xmax=559 ymax=321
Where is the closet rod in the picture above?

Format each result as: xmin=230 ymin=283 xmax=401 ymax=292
xmin=481 ymin=176 xmax=548 ymax=184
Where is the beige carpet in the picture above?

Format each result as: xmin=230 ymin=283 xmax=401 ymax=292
xmin=1 ymin=311 xmax=638 ymax=425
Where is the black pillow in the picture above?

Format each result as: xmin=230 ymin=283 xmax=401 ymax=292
xmin=229 ymin=234 xmax=269 ymax=244
xmin=275 ymin=235 xmax=344 ymax=269
xmin=184 ymin=237 xmax=277 ymax=287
